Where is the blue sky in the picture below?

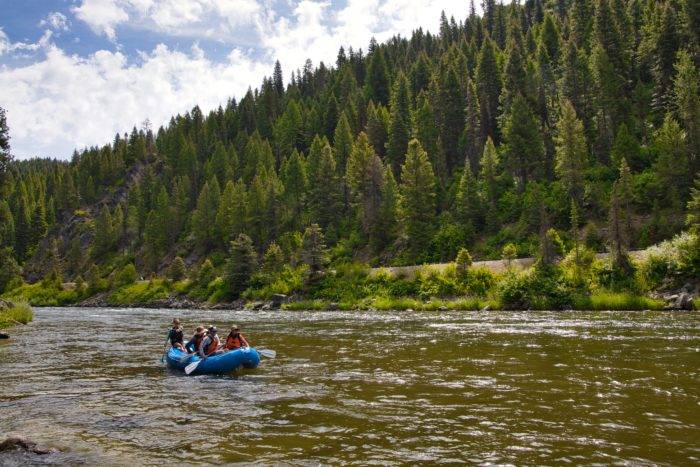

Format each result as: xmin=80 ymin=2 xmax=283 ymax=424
xmin=0 ymin=0 xmax=480 ymax=160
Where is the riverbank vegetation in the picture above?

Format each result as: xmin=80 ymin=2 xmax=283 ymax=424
xmin=0 ymin=1 xmax=698 ymax=311
xmin=0 ymin=302 xmax=33 ymax=329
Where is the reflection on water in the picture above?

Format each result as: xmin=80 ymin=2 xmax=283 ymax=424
xmin=0 ymin=308 xmax=698 ymax=464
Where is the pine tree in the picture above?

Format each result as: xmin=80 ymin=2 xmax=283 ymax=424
xmin=281 ymin=149 xmax=307 ymax=229
xmin=247 ymin=167 xmax=283 ymax=248
xmin=386 ymin=73 xmax=412 ymax=176
xmin=475 ymin=39 xmax=502 ymax=141
xmin=167 ymin=256 xmax=186 ymax=281
xmin=347 ymin=132 xmax=386 ymax=242
xmin=462 ymin=79 xmax=482 ymax=173
xmin=653 ymin=115 xmax=690 ymax=203
xmin=503 ymin=94 xmax=545 ymax=186
xmin=438 ymin=66 xmax=465 ymax=174
xmin=554 ymin=99 xmax=588 ymax=203
xmin=366 ymin=101 xmax=389 ymax=158
xmin=262 ymin=242 xmax=285 ymax=274
xmin=216 ymin=180 xmax=247 ymax=243
xmin=410 ymin=52 xmax=432 ymax=97
xmin=610 ymin=123 xmax=642 ymax=171
xmin=30 ymin=198 xmax=48 ymax=248
xmin=333 ymin=112 xmax=354 ymax=174
xmin=455 ymin=163 xmax=482 ymax=238
xmin=93 ymin=204 xmax=114 ymax=256
xmin=308 ymin=144 xmax=342 ymax=233
xmin=0 ymin=200 xmax=14 ymax=249
xmin=570 ymin=0 xmax=593 ymax=48
xmin=608 ymin=181 xmax=632 ymax=273
xmin=399 ymin=139 xmax=437 ymax=257
xmin=479 ymin=137 xmax=500 ymax=214
xmin=412 ymin=92 xmax=442 ymax=180
xmin=642 ymin=2 xmax=681 ymax=112
xmin=300 ymin=223 xmax=327 ymax=275
xmin=375 ymin=167 xmax=398 ymax=251
xmin=191 ymin=178 xmax=221 ymax=250
xmin=225 ymin=233 xmax=257 ymax=298
xmin=672 ymin=50 xmax=699 ymax=173
xmin=273 ymin=60 xmax=284 ymax=97
xmin=365 ymin=48 xmax=390 ymax=106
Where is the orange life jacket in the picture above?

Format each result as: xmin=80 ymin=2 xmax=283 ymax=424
xmin=225 ymin=333 xmax=247 ymax=350
xmin=203 ymin=335 xmax=220 ymax=355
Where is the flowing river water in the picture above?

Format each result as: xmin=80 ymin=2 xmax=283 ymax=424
xmin=0 ymin=307 xmax=698 ymax=465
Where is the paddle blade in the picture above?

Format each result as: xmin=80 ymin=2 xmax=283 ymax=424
xmin=184 ymin=360 xmax=201 ymax=375
xmin=258 ymin=348 xmax=276 ymax=359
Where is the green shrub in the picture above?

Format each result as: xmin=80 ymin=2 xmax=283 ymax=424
xmin=417 ymin=269 xmax=457 ymax=299
xmin=498 ymin=265 xmax=574 ymax=310
xmin=116 ymin=263 xmax=138 ymax=287
xmin=595 ymin=256 xmax=639 ymax=292
xmin=0 ymin=302 xmax=33 ymax=329
xmin=457 ymin=267 xmax=497 ymax=297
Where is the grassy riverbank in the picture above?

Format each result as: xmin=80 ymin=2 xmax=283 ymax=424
xmin=2 ymin=233 xmax=697 ymax=311
xmin=0 ymin=302 xmax=33 ymax=329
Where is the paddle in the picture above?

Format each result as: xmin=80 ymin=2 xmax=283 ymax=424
xmin=185 ymin=357 xmax=205 ymax=375
xmin=257 ymin=348 xmax=276 ymax=359
xmin=160 ymin=336 xmax=169 ymax=363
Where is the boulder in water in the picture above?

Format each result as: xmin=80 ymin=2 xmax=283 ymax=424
xmin=0 ymin=437 xmax=58 ymax=455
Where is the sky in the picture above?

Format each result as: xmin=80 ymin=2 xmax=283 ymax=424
xmin=0 ymin=0 xmax=481 ymax=160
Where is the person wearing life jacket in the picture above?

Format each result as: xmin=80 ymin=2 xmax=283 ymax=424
xmin=167 ymin=318 xmax=186 ymax=351
xmin=224 ymin=324 xmax=249 ymax=350
xmin=198 ymin=326 xmax=221 ymax=357
xmin=185 ymin=326 xmax=207 ymax=354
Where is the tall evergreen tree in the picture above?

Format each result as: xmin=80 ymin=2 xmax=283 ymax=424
xmin=399 ymin=139 xmax=437 ymax=257
xmin=554 ymin=99 xmax=588 ymax=203
xmin=225 ymin=233 xmax=257 ymax=298
xmin=475 ymin=39 xmax=502 ymax=141
xmin=347 ymin=132 xmax=386 ymax=242
xmin=365 ymin=101 xmax=390 ymax=158
xmin=502 ymin=94 xmax=545 ymax=186
xmin=191 ymin=178 xmax=221 ymax=249
xmin=386 ymin=73 xmax=412 ymax=176
xmin=365 ymin=48 xmax=391 ymax=106
xmin=672 ymin=50 xmax=699 ymax=173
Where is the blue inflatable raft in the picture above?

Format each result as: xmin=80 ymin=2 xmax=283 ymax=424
xmin=166 ymin=347 xmax=260 ymax=375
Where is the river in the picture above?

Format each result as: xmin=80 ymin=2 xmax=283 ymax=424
xmin=0 ymin=307 xmax=698 ymax=465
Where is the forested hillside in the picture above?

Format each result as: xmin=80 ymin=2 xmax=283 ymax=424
xmin=0 ymin=0 xmax=698 ymax=302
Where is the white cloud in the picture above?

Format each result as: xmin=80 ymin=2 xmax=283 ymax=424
xmin=71 ymin=0 xmax=269 ymax=41
xmin=0 ymin=44 xmax=268 ymax=159
xmin=0 ymin=28 xmax=54 ymax=57
xmin=71 ymin=0 xmax=129 ymax=40
xmin=40 ymin=12 xmax=71 ymax=31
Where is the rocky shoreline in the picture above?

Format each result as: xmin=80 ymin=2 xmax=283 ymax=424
xmin=73 ymin=292 xmax=290 ymax=311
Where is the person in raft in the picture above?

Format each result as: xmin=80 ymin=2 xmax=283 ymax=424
xmin=167 ymin=318 xmax=186 ymax=351
xmin=224 ymin=324 xmax=249 ymax=350
xmin=198 ymin=326 xmax=222 ymax=357
xmin=185 ymin=326 xmax=207 ymax=354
